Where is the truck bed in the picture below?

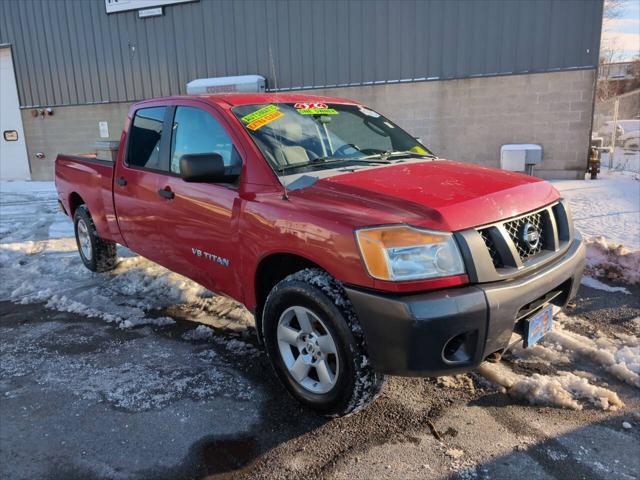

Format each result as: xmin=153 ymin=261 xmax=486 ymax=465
xmin=55 ymin=154 xmax=124 ymax=244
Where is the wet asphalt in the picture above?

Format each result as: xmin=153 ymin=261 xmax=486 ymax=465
xmin=0 ymin=282 xmax=639 ymax=480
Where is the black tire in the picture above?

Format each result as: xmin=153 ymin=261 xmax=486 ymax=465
xmin=262 ymin=268 xmax=386 ymax=417
xmin=73 ymin=205 xmax=118 ymax=272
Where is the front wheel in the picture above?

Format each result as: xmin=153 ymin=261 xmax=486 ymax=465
xmin=73 ymin=205 xmax=118 ymax=272
xmin=262 ymin=269 xmax=385 ymax=417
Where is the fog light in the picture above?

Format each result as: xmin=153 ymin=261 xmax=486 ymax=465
xmin=442 ymin=331 xmax=477 ymax=363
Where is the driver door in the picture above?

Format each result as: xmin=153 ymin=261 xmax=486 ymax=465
xmin=154 ymin=103 xmax=243 ymax=297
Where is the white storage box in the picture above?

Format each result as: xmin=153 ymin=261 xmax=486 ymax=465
xmin=500 ymin=144 xmax=542 ymax=174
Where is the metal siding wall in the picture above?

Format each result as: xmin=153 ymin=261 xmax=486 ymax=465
xmin=0 ymin=0 xmax=603 ymax=107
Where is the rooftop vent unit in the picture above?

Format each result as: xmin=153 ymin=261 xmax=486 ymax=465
xmin=186 ymin=75 xmax=266 ymax=95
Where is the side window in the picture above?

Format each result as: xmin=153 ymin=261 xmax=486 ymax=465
xmin=127 ymin=107 xmax=166 ymax=170
xmin=170 ymin=106 xmax=240 ymax=174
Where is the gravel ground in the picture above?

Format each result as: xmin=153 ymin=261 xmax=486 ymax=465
xmin=1 ymin=284 xmax=638 ymax=480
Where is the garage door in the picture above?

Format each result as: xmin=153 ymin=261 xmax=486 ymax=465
xmin=1 ymin=47 xmax=30 ymax=180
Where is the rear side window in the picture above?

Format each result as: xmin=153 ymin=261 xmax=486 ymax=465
xmin=170 ymin=106 xmax=240 ymax=174
xmin=127 ymin=107 xmax=166 ymax=170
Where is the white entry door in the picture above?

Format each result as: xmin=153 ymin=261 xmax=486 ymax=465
xmin=0 ymin=47 xmax=30 ymax=180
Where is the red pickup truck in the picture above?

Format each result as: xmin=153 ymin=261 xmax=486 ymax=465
xmin=56 ymin=94 xmax=585 ymax=416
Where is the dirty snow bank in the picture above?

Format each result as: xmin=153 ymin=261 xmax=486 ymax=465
xmin=478 ymin=311 xmax=639 ymax=410
xmin=542 ymin=314 xmax=640 ymax=388
xmin=478 ymin=362 xmax=624 ymax=411
xmin=581 ymin=275 xmax=631 ymax=294
xmin=583 ymin=237 xmax=640 ymax=285
xmin=0 ymin=182 xmax=253 ymax=330
xmin=553 ymin=170 xmax=640 ymax=286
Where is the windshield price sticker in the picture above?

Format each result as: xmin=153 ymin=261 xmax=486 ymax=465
xmin=242 ymin=104 xmax=284 ymax=131
xmin=294 ymin=102 xmax=339 ymax=115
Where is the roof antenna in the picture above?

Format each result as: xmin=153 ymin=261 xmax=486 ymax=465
xmin=269 ymin=45 xmax=288 ymax=200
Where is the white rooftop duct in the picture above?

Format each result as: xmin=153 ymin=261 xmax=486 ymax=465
xmin=186 ymin=75 xmax=266 ymax=95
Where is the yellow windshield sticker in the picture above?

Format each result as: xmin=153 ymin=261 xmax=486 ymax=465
xmin=242 ymin=104 xmax=278 ymax=123
xmin=294 ymin=102 xmax=339 ymax=115
xmin=241 ymin=105 xmax=283 ymax=131
xmin=297 ymin=108 xmax=338 ymax=115
xmin=410 ymin=145 xmax=428 ymax=154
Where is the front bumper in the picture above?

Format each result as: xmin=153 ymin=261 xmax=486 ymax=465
xmin=344 ymin=237 xmax=585 ymax=377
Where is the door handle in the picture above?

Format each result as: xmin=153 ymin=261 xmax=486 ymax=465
xmin=158 ymin=188 xmax=175 ymax=200
xmin=116 ymin=177 xmax=127 ymax=186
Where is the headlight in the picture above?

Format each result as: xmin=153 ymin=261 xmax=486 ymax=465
xmin=355 ymin=225 xmax=465 ymax=281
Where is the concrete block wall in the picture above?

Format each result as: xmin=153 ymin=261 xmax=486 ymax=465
xmin=21 ymin=69 xmax=595 ymax=180
xmin=21 ymin=103 xmax=131 ymax=180
xmin=313 ymin=69 xmax=596 ymax=180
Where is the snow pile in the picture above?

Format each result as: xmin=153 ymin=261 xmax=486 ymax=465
xmin=583 ymin=237 xmax=640 ymax=285
xmin=543 ymin=320 xmax=640 ymax=388
xmin=479 ymin=310 xmax=639 ymax=410
xmin=0 ymin=181 xmax=254 ymax=331
xmin=510 ymin=313 xmax=640 ymax=389
xmin=1 ymin=244 xmax=211 ymax=328
xmin=553 ymin=170 xmax=640 ymax=251
xmin=581 ymin=275 xmax=631 ymax=294
xmin=510 ymin=342 xmax=573 ymax=366
xmin=477 ymin=362 xmax=624 ymax=411
xmin=510 ymin=372 xmax=624 ymax=411
xmin=182 ymin=325 xmax=215 ymax=341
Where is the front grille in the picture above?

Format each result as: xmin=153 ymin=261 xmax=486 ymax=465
xmin=504 ymin=211 xmax=544 ymax=261
xmin=477 ymin=202 xmax=569 ymax=270
xmin=480 ymin=229 xmax=500 ymax=266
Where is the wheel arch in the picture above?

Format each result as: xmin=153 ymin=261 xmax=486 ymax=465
xmin=253 ymin=252 xmax=326 ymax=342
xmin=68 ymin=192 xmax=85 ymax=217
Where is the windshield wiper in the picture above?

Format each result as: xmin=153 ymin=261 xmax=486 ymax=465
xmin=359 ymin=150 xmax=437 ymax=161
xmin=279 ymin=156 xmax=392 ymax=171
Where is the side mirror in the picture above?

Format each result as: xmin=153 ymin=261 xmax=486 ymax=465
xmin=179 ymin=153 xmax=240 ymax=183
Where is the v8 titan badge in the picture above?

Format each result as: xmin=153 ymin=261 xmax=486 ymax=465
xmin=294 ymin=102 xmax=338 ymax=115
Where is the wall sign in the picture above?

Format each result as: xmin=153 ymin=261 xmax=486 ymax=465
xmin=105 ymin=0 xmax=197 ymax=14
xmin=139 ymin=7 xmax=163 ymax=18
xmin=98 ymin=122 xmax=109 ymax=138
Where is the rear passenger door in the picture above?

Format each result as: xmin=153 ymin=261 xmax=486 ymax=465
xmin=156 ymin=104 xmax=243 ymax=296
xmin=113 ymin=105 xmax=173 ymax=263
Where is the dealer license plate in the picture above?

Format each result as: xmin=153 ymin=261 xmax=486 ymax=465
xmin=525 ymin=305 xmax=553 ymax=347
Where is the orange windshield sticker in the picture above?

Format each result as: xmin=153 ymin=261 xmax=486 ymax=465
xmin=245 ymin=110 xmax=284 ymax=130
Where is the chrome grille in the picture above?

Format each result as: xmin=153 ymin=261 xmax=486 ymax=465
xmin=504 ymin=211 xmax=544 ymax=261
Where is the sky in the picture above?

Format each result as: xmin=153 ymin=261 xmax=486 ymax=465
xmin=601 ymin=0 xmax=640 ymax=61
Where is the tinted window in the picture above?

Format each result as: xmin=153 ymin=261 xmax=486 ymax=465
xmin=170 ymin=106 xmax=240 ymax=174
xmin=127 ymin=107 xmax=166 ymax=170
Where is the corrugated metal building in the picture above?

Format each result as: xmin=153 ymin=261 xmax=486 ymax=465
xmin=0 ymin=0 xmax=603 ymax=180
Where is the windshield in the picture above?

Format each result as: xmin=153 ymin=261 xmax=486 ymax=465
xmin=232 ymin=102 xmax=435 ymax=175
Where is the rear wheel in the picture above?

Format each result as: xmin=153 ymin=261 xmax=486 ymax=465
xmin=73 ymin=205 xmax=118 ymax=272
xmin=262 ymin=269 xmax=385 ymax=417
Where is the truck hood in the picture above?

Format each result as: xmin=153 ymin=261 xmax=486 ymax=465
xmin=288 ymin=160 xmax=560 ymax=231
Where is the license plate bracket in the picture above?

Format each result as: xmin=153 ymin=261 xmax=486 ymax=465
xmin=524 ymin=305 xmax=553 ymax=348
